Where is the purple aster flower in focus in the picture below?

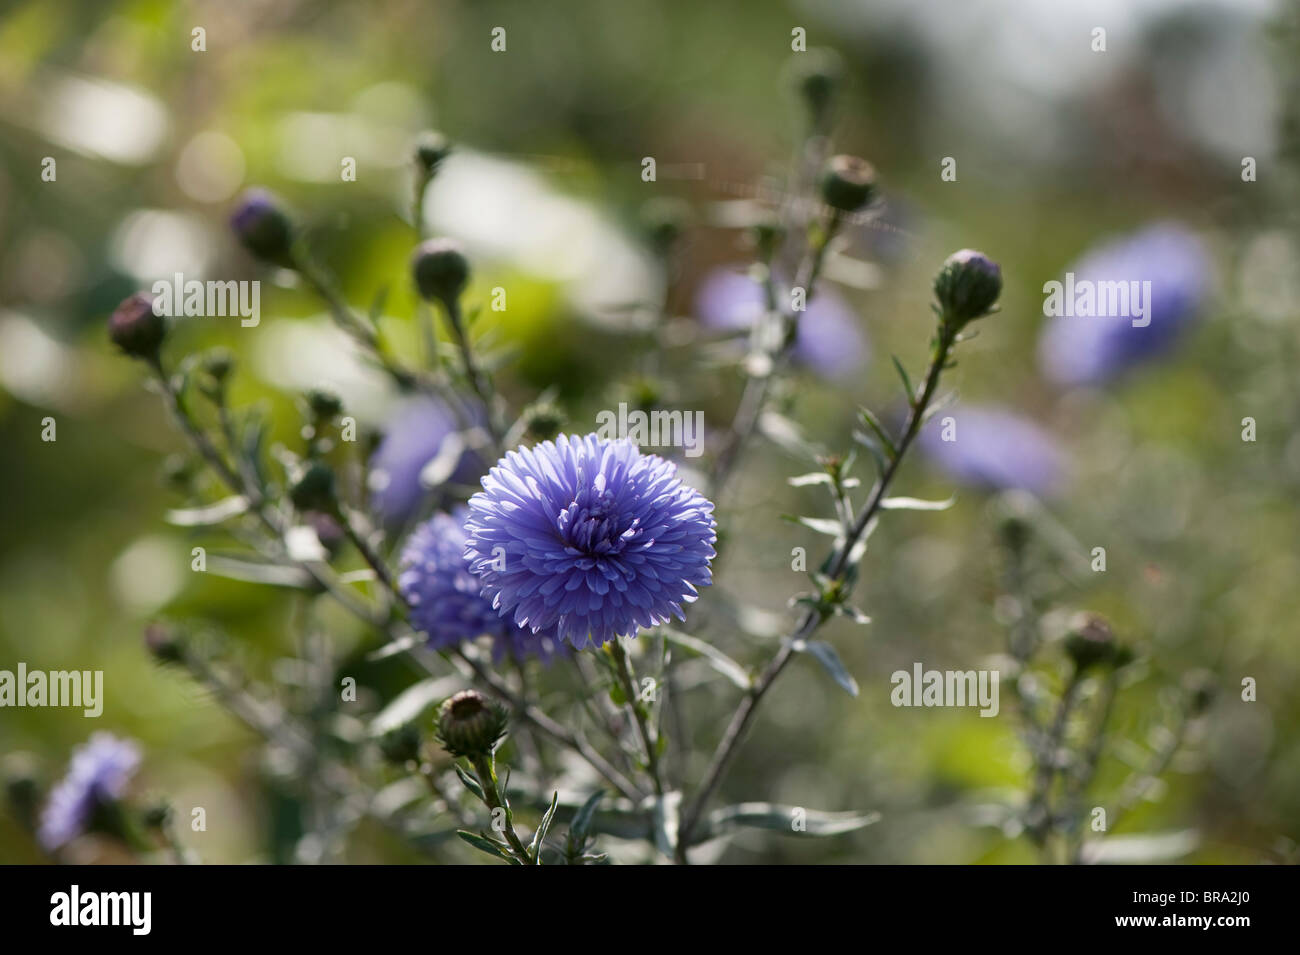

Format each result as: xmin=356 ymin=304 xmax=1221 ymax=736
xmin=38 ymin=733 xmax=141 ymax=851
xmin=399 ymin=507 xmax=562 ymax=662
xmin=369 ymin=397 xmax=486 ymax=526
xmin=695 ymin=268 xmax=868 ymax=380
xmin=1038 ymin=223 xmax=1210 ymax=386
xmin=464 ymin=434 xmax=717 ymax=649
xmin=918 ymin=405 xmax=1066 ymax=496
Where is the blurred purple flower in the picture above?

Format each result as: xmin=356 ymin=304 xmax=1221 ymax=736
xmin=695 ymin=268 xmax=868 ymax=380
xmin=464 ymin=434 xmax=717 ymax=649
xmin=918 ymin=405 xmax=1066 ymax=496
xmin=1038 ymin=223 xmax=1210 ymax=386
xmin=39 ymin=733 xmax=141 ymax=850
xmin=369 ymin=397 xmax=485 ymax=526
xmin=399 ymin=507 xmax=562 ymax=663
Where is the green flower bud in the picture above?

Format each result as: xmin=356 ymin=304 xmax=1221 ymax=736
xmin=1183 ymin=670 xmax=1216 ymax=716
xmin=304 ymin=387 xmax=343 ymax=421
xmin=3 ymin=753 xmax=41 ymax=831
xmin=108 ymin=293 xmax=166 ymax=362
xmin=202 ymin=347 xmax=236 ymax=383
xmin=378 ymin=723 xmax=423 ymax=766
xmin=289 ymin=461 xmax=337 ymax=514
xmin=933 ymin=249 xmax=1002 ymax=329
xmin=820 ymin=155 xmax=877 ymax=213
xmin=435 ymin=690 xmax=508 ymax=759
xmin=519 ymin=401 xmax=566 ymax=443
xmin=411 ymin=238 xmax=470 ymax=307
xmin=1064 ymin=613 xmax=1121 ymax=672
xmin=640 ymin=197 xmax=692 ymax=259
xmin=141 ymin=799 xmax=173 ymax=830
xmin=793 ymin=48 xmax=843 ymax=126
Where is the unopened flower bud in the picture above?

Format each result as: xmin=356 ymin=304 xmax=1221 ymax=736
xmin=141 ymin=799 xmax=173 ymax=830
xmin=304 ymin=387 xmax=343 ymax=421
xmin=231 ymin=189 xmax=295 ymax=267
xmin=378 ymin=723 xmax=423 ymax=766
xmin=411 ymin=238 xmax=470 ymax=307
xmin=794 ymin=49 xmax=843 ymax=126
xmin=108 ymin=293 xmax=166 ymax=362
xmin=144 ymin=622 xmax=184 ymax=665
xmin=1183 ymin=670 xmax=1216 ymax=716
xmin=289 ymin=461 xmax=337 ymax=514
xmin=3 ymin=753 xmax=41 ymax=831
xmin=519 ymin=401 xmax=566 ymax=443
xmin=1064 ymin=613 xmax=1121 ymax=672
xmin=435 ymin=689 xmax=508 ymax=759
xmin=202 ymin=347 xmax=236 ymax=383
xmin=933 ymin=249 xmax=1002 ymax=329
xmin=640 ymin=197 xmax=692 ymax=259
xmin=820 ymin=155 xmax=877 ymax=213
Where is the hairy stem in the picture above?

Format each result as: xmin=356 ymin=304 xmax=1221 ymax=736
xmin=610 ymin=639 xmax=664 ymax=796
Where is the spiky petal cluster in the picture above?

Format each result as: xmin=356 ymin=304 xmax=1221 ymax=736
xmin=399 ymin=507 xmax=560 ymax=662
xmin=464 ymin=434 xmax=717 ymax=649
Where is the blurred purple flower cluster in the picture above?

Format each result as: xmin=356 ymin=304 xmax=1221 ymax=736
xmin=1038 ymin=223 xmax=1210 ymax=387
xmin=39 ymin=733 xmax=141 ymax=850
xmin=695 ymin=268 xmax=869 ymax=380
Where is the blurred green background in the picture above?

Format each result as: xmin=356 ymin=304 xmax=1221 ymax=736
xmin=2 ymin=0 xmax=1299 ymax=863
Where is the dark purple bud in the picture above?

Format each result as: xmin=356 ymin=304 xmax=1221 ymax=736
xmin=108 ymin=292 xmax=166 ymax=361
xmin=1064 ymin=613 xmax=1122 ymax=672
xmin=230 ymin=188 xmax=295 ymax=267
xmin=411 ymin=238 xmax=470 ymax=306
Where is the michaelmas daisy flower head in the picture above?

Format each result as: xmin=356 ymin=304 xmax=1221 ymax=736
xmin=463 ymin=434 xmax=717 ymax=649
xmin=39 ymin=733 xmax=142 ymax=851
xmin=399 ymin=507 xmax=562 ymax=662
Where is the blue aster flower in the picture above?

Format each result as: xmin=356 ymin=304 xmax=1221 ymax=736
xmin=400 ymin=507 xmax=562 ymax=663
xmin=918 ymin=404 xmax=1067 ymax=496
xmin=695 ymin=267 xmax=868 ymax=380
xmin=463 ymin=434 xmax=717 ymax=649
xmin=1038 ymin=223 xmax=1210 ymax=386
xmin=39 ymin=733 xmax=141 ymax=850
xmin=369 ymin=397 xmax=486 ymax=526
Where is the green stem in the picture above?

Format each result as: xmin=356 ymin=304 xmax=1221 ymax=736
xmin=677 ymin=323 xmax=960 ymax=861
xmin=610 ymin=639 xmax=664 ymax=796
xmin=469 ymin=753 xmax=533 ymax=863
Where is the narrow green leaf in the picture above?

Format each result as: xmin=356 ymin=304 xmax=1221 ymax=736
xmin=795 ymin=639 xmax=859 ymax=697
xmin=659 ymin=627 xmax=751 ymax=690
xmin=701 ymin=803 xmax=880 ymax=840
xmin=206 ymin=555 xmax=315 ymax=589
xmin=369 ymin=676 xmax=464 ymax=735
xmin=781 ymin=514 xmax=844 ymax=537
xmin=569 ymin=790 xmax=606 ymax=846
xmin=528 ymin=791 xmax=560 ymax=863
xmin=890 ymin=355 xmax=915 ymax=403
xmin=879 ymin=495 xmax=956 ymax=512
xmin=165 ymin=495 xmax=249 ymax=527
xmin=454 ymin=764 xmax=485 ymax=802
xmin=857 ymin=407 xmax=898 ymax=460
xmin=456 ymin=829 xmax=518 ymax=864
